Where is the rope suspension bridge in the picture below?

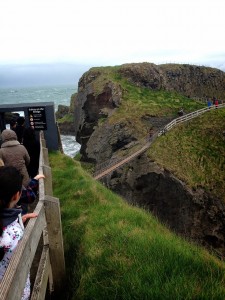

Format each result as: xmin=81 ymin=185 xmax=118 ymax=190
xmin=94 ymin=103 xmax=225 ymax=180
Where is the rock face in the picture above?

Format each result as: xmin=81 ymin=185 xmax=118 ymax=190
xmin=56 ymin=104 xmax=75 ymax=135
xmin=102 ymin=154 xmax=225 ymax=257
xmin=74 ymin=71 xmax=123 ymax=162
xmin=119 ymin=63 xmax=225 ymax=98
xmin=73 ymin=62 xmax=225 ymax=256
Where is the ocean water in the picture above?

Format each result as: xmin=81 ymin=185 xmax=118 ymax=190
xmin=0 ymin=85 xmax=81 ymax=157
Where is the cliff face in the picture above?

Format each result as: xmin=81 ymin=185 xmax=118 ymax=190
xmin=74 ymin=71 xmax=124 ymax=162
xmin=73 ymin=62 xmax=225 ymax=256
xmin=119 ymin=63 xmax=225 ymax=98
xmin=102 ymin=154 xmax=225 ymax=256
xmin=74 ymin=63 xmax=225 ymax=164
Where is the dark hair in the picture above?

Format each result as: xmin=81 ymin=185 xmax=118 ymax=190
xmin=16 ymin=116 xmax=25 ymax=126
xmin=10 ymin=119 xmax=17 ymax=127
xmin=23 ymin=127 xmax=36 ymax=141
xmin=0 ymin=166 xmax=23 ymax=235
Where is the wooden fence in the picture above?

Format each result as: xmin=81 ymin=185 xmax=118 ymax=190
xmin=158 ymin=103 xmax=225 ymax=136
xmin=0 ymin=131 xmax=65 ymax=300
xmin=94 ymin=103 xmax=225 ymax=180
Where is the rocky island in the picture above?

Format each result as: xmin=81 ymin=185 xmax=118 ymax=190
xmin=70 ymin=62 xmax=225 ymax=256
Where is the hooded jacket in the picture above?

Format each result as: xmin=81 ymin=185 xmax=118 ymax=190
xmin=0 ymin=130 xmax=30 ymax=186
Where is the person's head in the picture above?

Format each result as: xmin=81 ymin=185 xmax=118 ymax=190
xmin=0 ymin=166 xmax=23 ymax=235
xmin=10 ymin=119 xmax=17 ymax=129
xmin=1 ymin=129 xmax=17 ymax=143
xmin=23 ymin=127 xmax=36 ymax=142
xmin=16 ymin=116 xmax=25 ymax=126
xmin=0 ymin=166 xmax=22 ymax=207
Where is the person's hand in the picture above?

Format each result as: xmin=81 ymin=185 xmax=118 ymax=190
xmin=34 ymin=174 xmax=45 ymax=180
xmin=22 ymin=212 xmax=38 ymax=223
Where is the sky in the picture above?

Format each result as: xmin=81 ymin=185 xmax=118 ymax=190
xmin=0 ymin=0 xmax=225 ymax=86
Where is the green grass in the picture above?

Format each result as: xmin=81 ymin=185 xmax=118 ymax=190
xmin=149 ymin=109 xmax=225 ymax=201
xmin=50 ymin=151 xmax=225 ymax=300
xmin=57 ymin=113 xmax=74 ymax=123
xmin=86 ymin=66 xmax=205 ymax=139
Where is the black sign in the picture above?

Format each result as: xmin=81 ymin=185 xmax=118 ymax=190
xmin=28 ymin=107 xmax=47 ymax=130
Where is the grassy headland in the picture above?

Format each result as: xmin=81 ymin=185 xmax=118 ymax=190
xmin=149 ymin=108 xmax=225 ymax=201
xmin=50 ymin=151 xmax=225 ymax=299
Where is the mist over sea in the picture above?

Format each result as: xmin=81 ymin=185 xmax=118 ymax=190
xmin=0 ymin=85 xmax=81 ymax=157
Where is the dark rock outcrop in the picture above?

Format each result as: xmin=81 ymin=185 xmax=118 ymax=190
xmin=56 ymin=103 xmax=75 ymax=135
xmin=119 ymin=63 xmax=225 ymax=99
xmin=102 ymin=154 xmax=225 ymax=257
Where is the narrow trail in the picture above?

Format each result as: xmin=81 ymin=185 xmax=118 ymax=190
xmin=94 ymin=103 xmax=225 ymax=180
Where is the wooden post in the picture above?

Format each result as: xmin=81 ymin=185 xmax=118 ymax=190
xmin=43 ymin=195 xmax=66 ymax=293
xmin=42 ymin=165 xmax=53 ymax=196
xmin=41 ymin=138 xmax=46 ymax=148
xmin=42 ymin=147 xmax=49 ymax=166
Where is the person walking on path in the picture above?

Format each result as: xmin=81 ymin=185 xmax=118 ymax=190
xmin=207 ymin=99 xmax=212 ymax=109
xmin=148 ymin=128 xmax=154 ymax=141
xmin=0 ymin=129 xmax=30 ymax=187
xmin=215 ymin=99 xmax=219 ymax=108
xmin=15 ymin=116 xmax=26 ymax=144
xmin=23 ymin=127 xmax=40 ymax=178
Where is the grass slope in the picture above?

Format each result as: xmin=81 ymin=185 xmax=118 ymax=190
xmin=50 ymin=152 xmax=225 ymax=300
xmin=149 ymin=108 xmax=225 ymax=201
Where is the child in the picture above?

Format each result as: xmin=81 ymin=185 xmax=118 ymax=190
xmin=0 ymin=166 xmax=37 ymax=300
xmin=0 ymin=157 xmax=45 ymax=215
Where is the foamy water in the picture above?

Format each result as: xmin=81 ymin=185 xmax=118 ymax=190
xmin=0 ymin=85 xmax=81 ymax=157
xmin=61 ymin=134 xmax=81 ymax=158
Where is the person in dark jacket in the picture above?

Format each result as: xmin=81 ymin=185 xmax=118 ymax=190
xmin=22 ymin=127 xmax=40 ymax=178
xmin=15 ymin=116 xmax=25 ymax=144
xmin=0 ymin=129 xmax=30 ymax=186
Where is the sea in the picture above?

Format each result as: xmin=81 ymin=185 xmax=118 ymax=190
xmin=0 ymin=85 xmax=81 ymax=157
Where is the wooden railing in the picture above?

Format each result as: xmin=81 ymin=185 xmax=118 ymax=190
xmin=0 ymin=131 xmax=65 ymax=300
xmin=158 ymin=103 xmax=225 ymax=136
xmin=94 ymin=103 xmax=225 ymax=180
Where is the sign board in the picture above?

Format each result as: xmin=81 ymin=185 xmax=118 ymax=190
xmin=28 ymin=107 xmax=47 ymax=130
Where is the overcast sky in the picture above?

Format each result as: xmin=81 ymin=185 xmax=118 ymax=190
xmin=0 ymin=0 xmax=224 ymax=86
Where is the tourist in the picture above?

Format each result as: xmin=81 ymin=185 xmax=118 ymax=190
xmin=15 ymin=116 xmax=26 ymax=144
xmin=215 ymin=98 xmax=219 ymax=108
xmin=207 ymin=99 xmax=212 ymax=109
xmin=23 ymin=127 xmax=40 ymax=178
xmin=0 ymin=166 xmax=37 ymax=300
xmin=0 ymin=129 xmax=30 ymax=186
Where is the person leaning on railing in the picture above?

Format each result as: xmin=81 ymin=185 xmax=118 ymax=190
xmin=0 ymin=166 xmax=37 ymax=300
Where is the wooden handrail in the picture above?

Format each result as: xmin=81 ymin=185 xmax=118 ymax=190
xmin=0 ymin=131 xmax=65 ymax=299
xmin=94 ymin=104 xmax=225 ymax=180
xmin=158 ymin=103 xmax=225 ymax=136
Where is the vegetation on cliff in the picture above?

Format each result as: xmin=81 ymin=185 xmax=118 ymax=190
xmin=76 ymin=63 xmax=225 ymax=202
xmin=50 ymin=151 xmax=225 ymax=300
xmin=149 ymin=108 xmax=225 ymax=201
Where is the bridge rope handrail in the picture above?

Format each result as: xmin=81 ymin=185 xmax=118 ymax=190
xmin=94 ymin=103 xmax=225 ymax=180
